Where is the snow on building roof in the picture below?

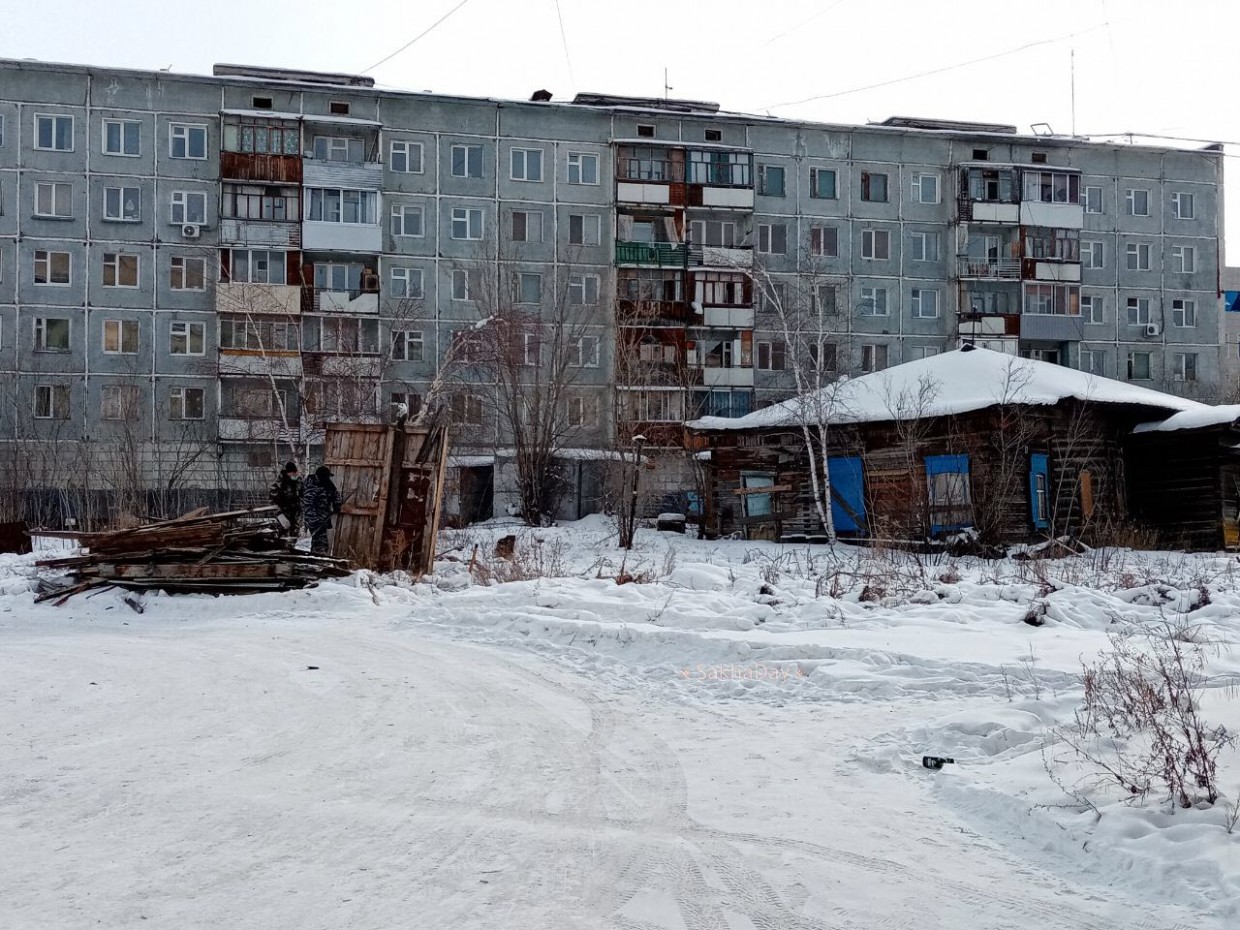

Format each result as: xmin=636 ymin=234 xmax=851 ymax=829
xmin=689 ymin=346 xmax=1204 ymax=432
xmin=1133 ymin=405 xmax=1240 ymax=434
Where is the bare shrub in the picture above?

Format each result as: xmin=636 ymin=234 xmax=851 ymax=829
xmin=1057 ymin=617 xmax=1236 ymax=808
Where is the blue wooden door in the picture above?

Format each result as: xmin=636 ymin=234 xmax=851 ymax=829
xmin=1029 ymin=453 xmax=1050 ymax=530
xmin=828 ymin=456 xmax=866 ymax=534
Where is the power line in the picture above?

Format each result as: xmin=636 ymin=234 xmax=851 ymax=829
xmin=364 ymin=0 xmax=474 ymax=74
xmin=553 ymin=0 xmax=576 ymax=88
xmin=758 ymin=0 xmax=848 ymax=48
xmin=764 ymin=22 xmax=1111 ymax=111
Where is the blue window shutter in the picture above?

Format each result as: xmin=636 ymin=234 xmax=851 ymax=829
xmin=924 ymin=454 xmax=972 ymax=535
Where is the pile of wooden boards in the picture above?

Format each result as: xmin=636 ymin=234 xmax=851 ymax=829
xmin=35 ymin=506 xmax=351 ymax=604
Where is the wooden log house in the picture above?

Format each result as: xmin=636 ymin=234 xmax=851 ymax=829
xmin=688 ymin=346 xmax=1206 ymax=547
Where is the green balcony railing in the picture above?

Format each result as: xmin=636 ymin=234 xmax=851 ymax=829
xmin=615 ymin=241 xmax=688 ymax=267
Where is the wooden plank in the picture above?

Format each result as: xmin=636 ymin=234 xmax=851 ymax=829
xmin=732 ymin=484 xmax=791 ymax=496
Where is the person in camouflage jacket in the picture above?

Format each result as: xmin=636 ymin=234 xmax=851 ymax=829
xmin=301 ymin=465 xmax=342 ymax=555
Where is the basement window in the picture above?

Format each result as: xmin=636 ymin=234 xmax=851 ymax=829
xmin=704 ymin=129 xmax=722 ymax=142
xmin=251 ymin=96 xmax=273 ymax=110
xmin=636 ymin=124 xmax=655 ymax=138
xmin=1031 ymin=152 xmax=1048 ymax=164
xmin=330 ymin=101 xmax=350 ymax=115
xmin=972 ymin=148 xmax=988 ymax=160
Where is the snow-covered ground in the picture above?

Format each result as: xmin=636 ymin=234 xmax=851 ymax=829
xmin=2 ymin=517 xmax=1238 ymax=929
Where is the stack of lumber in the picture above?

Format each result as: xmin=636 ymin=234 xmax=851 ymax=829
xmin=35 ymin=506 xmax=351 ymax=604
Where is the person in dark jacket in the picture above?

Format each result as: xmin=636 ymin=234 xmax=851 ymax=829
xmin=302 ymin=465 xmax=342 ymax=555
xmin=269 ymin=461 xmax=302 ymax=535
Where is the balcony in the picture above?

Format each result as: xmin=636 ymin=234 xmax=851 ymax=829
xmin=214 ymin=282 xmax=302 ymax=315
xmin=963 ymin=201 xmax=1020 ymax=224
xmin=301 ymin=286 xmax=380 ymax=314
xmin=218 ymin=351 xmax=302 ymax=379
xmin=617 ymin=181 xmax=675 ymax=206
xmin=302 ymin=159 xmax=384 ymax=190
xmin=1025 ymin=260 xmax=1081 ymax=283
xmin=701 ymin=306 xmax=754 ymax=328
xmin=218 ymin=218 xmax=300 ymax=249
xmin=301 ymin=221 xmax=382 ymax=253
xmin=220 ymin=151 xmax=302 ymax=184
xmin=1020 ymin=314 xmax=1085 ymax=342
xmin=695 ymin=366 xmax=755 ymax=388
xmin=616 ymin=241 xmax=688 ymax=267
xmin=957 ymin=258 xmax=1021 ymax=279
xmin=698 ymin=245 xmax=753 ymax=268
xmin=689 ymin=187 xmax=755 ymax=209
xmin=617 ymin=299 xmax=696 ymax=326
xmin=1020 ymin=201 xmax=1083 ymax=229
xmin=218 ymin=417 xmax=303 ymax=443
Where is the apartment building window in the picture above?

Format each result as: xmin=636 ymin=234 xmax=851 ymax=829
xmin=390 ymin=203 xmax=424 ymax=237
xmin=389 ymin=267 xmax=424 ymax=299
xmin=511 ymin=210 xmax=544 ymax=242
xmin=222 ymin=119 xmax=299 ymax=155
xmin=389 ymin=140 xmax=424 ymax=173
xmin=1125 ymin=188 xmax=1150 ymax=216
xmin=815 ymin=284 xmax=838 ymax=314
xmin=390 ymin=329 xmax=425 ymax=362
xmin=169 ymin=123 xmax=207 ymax=160
xmin=33 ymin=250 xmax=71 ymax=286
xmin=808 ymin=341 xmax=838 ymax=372
xmin=34 ymin=385 xmax=70 ymax=420
xmin=1126 ymin=351 xmax=1152 ymax=381
xmin=756 ymin=341 xmax=786 ymax=371
xmin=510 ymin=148 xmax=543 ymax=182
xmin=859 ymin=286 xmax=888 ymax=316
xmin=568 ymin=273 xmax=600 ymax=305
xmin=566 ymin=396 xmax=598 ymax=428
xmin=170 ymin=256 xmax=206 ymax=291
xmin=227 ymin=249 xmax=286 ymax=285
xmin=170 ymin=190 xmax=207 ymax=225
xmin=389 ymin=392 xmax=424 ymax=418
xmin=170 ymin=321 xmax=206 ymax=355
xmin=1084 ymin=185 xmax=1103 ymax=214
xmin=1172 ymin=298 xmax=1197 ymax=328
xmin=567 ymin=152 xmax=599 ymax=185
xmin=810 ymin=168 xmax=837 ymax=199
xmin=313 ymin=135 xmax=364 ymax=163
xmin=1126 ymin=242 xmax=1152 ymax=271
xmin=102 ymin=319 xmax=139 ymax=354
xmin=1126 ymin=296 xmax=1151 ymax=325
xmin=451 ymin=269 xmax=470 ymax=300
xmin=35 ymin=114 xmax=73 ymax=151
xmin=451 ymin=207 xmax=484 ymax=240
xmin=908 ymin=346 xmax=939 ymax=360
xmin=221 ymin=184 xmax=299 ymax=222
xmin=758 ymin=282 xmax=786 ymax=313
xmin=569 ymin=213 xmax=601 ymax=246
xmin=909 ymin=230 xmax=939 ymax=262
xmin=861 ymin=344 xmax=889 ymax=372
xmin=104 ymin=186 xmax=140 ymax=221
xmin=758 ymin=165 xmax=785 ymax=197
xmin=451 ymin=393 xmax=484 ymax=425
xmin=34 ymin=181 xmax=72 ymax=218
xmin=911 ymin=173 xmax=939 ymax=204
xmin=810 ymin=226 xmax=839 ymax=257
xmin=102 ymin=119 xmax=140 ymax=156
xmin=1081 ymin=240 xmax=1104 ymax=269
xmin=689 ymin=219 xmax=737 ymax=248
xmin=34 ymin=317 xmax=70 ymax=351
xmin=757 ymin=224 xmax=787 ymax=255
xmin=1172 ymin=245 xmax=1196 ymax=273
xmin=0 ymin=114 xmax=5 ymax=147
xmin=1081 ymin=294 xmax=1104 ymax=324
xmin=1024 ymin=284 xmax=1079 ymax=315
xmin=101 ymin=385 xmax=140 ymax=421
xmin=520 ymin=333 xmax=542 ymax=367
xmin=102 ymin=252 xmax=139 ymax=288
xmin=513 ymin=272 xmax=542 ymax=304
xmin=861 ymin=229 xmax=889 ymax=260
xmin=1023 ymin=170 xmax=1080 ymax=204
xmin=573 ymin=335 xmax=600 ymax=367
xmin=169 ymin=387 xmax=205 ymax=420
xmin=911 ymin=288 xmax=939 ymax=319
xmin=306 ymin=188 xmax=378 ymax=224
xmin=450 ymin=143 xmax=484 ymax=178
xmin=1171 ymin=191 xmax=1195 ymax=220
xmin=860 ymin=171 xmax=888 ymax=202
xmin=1080 ymin=349 xmax=1104 ymax=375
xmin=1173 ymin=352 xmax=1198 ymax=382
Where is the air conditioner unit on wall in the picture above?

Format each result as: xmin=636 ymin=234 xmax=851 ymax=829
xmin=1144 ymin=323 xmax=1161 ymax=338
xmin=181 ymin=223 xmax=201 ymax=239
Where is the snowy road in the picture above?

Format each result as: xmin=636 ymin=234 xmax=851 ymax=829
xmin=0 ymin=595 xmax=1214 ymax=930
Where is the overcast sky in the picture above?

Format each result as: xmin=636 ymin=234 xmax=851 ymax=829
xmin=4 ymin=0 xmax=1237 ymax=255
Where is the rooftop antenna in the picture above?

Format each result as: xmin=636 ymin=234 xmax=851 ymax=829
xmin=1070 ymin=48 xmax=1076 ymax=137
xmin=664 ymin=68 xmax=672 ymax=100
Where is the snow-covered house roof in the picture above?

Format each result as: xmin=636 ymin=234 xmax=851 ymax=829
xmin=1133 ymin=405 xmax=1240 ymax=434
xmin=689 ymin=346 xmax=1204 ymax=432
